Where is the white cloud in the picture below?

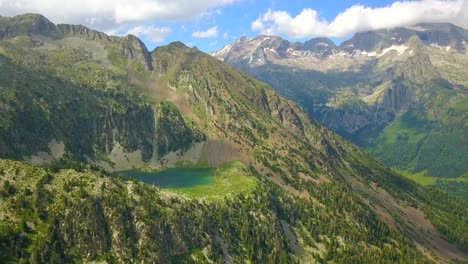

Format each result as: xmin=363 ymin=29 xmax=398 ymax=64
xmin=192 ymin=26 xmax=218 ymax=38
xmin=128 ymin=26 xmax=171 ymax=42
xmin=251 ymin=0 xmax=467 ymax=39
xmin=0 ymin=0 xmax=237 ymax=32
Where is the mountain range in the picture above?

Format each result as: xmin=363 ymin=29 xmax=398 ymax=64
xmin=0 ymin=14 xmax=467 ymax=263
xmin=214 ymin=23 xmax=468 ymax=191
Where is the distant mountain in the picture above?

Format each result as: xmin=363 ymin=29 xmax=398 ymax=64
xmin=214 ymin=23 xmax=468 ymax=180
xmin=1 ymin=14 xmax=467 ymax=263
xmin=340 ymin=23 xmax=468 ymax=52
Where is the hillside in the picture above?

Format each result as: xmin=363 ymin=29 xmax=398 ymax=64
xmin=214 ymin=23 xmax=468 ymax=183
xmin=0 ymin=14 xmax=467 ymax=263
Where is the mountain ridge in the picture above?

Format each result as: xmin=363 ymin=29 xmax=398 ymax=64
xmin=214 ymin=22 xmax=468 ymax=180
xmin=0 ymin=14 xmax=467 ymax=263
xmin=214 ymin=22 xmax=468 ymax=61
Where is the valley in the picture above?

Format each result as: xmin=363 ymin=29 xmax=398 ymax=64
xmin=214 ymin=23 xmax=468 ymax=196
xmin=0 ymin=13 xmax=466 ymax=263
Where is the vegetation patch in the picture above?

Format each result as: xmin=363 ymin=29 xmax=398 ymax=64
xmin=398 ymin=169 xmax=468 ymax=199
xmin=170 ymin=161 xmax=259 ymax=201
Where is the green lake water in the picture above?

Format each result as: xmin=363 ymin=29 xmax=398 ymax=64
xmin=119 ymin=168 xmax=214 ymax=189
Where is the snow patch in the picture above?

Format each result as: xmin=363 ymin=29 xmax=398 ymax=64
xmin=378 ymin=45 xmax=408 ymax=57
xmin=287 ymin=48 xmax=303 ymax=57
xmin=264 ymin=47 xmax=278 ymax=54
xmin=215 ymin=43 xmax=233 ymax=56
xmin=360 ymin=50 xmax=377 ymax=57
xmin=430 ymin=43 xmax=452 ymax=52
xmin=316 ymin=42 xmax=329 ymax=47
xmin=331 ymin=51 xmax=352 ymax=58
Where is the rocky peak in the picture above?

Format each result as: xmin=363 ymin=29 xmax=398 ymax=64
xmin=255 ymin=35 xmax=290 ymax=49
xmin=215 ymin=22 xmax=468 ymax=66
xmin=151 ymin=41 xmax=198 ymax=74
xmin=166 ymin=41 xmax=189 ymax=49
xmin=293 ymin=37 xmax=337 ymax=57
xmin=214 ymin=35 xmax=339 ymax=65
xmin=0 ymin=13 xmax=57 ymax=39
xmin=339 ymin=31 xmax=385 ymax=52
xmin=56 ymin=24 xmax=111 ymax=42
xmin=0 ymin=14 xmax=154 ymax=70
xmin=301 ymin=37 xmax=336 ymax=48
xmin=121 ymin=34 xmax=153 ymax=70
xmin=340 ymin=23 xmax=468 ymax=54
xmin=394 ymin=35 xmax=440 ymax=85
xmin=412 ymin=23 xmax=468 ymax=51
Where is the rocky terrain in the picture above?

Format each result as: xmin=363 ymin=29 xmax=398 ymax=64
xmin=214 ymin=23 xmax=468 ymax=179
xmin=0 ymin=14 xmax=467 ymax=263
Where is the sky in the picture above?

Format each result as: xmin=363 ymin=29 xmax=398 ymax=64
xmin=0 ymin=0 xmax=467 ymax=52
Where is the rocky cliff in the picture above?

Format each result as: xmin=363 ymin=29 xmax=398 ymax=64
xmin=0 ymin=14 xmax=467 ymax=263
xmin=214 ymin=23 xmax=468 ymax=178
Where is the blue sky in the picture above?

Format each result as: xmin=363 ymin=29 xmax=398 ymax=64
xmin=150 ymin=0 xmax=401 ymax=52
xmin=0 ymin=0 xmax=466 ymax=52
xmin=168 ymin=0 xmax=406 ymax=52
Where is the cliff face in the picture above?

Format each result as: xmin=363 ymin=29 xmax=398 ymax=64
xmin=0 ymin=13 xmax=56 ymax=38
xmin=0 ymin=48 xmax=201 ymax=167
xmin=0 ymin=14 xmax=153 ymax=71
xmin=0 ymin=14 xmax=468 ymax=263
xmin=215 ymin=23 xmax=468 ymax=178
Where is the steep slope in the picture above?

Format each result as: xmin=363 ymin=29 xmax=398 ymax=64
xmin=215 ymin=23 xmax=468 ymax=180
xmin=0 ymin=14 xmax=204 ymax=170
xmin=0 ymin=14 xmax=467 ymax=263
xmin=2 ymin=159 xmax=451 ymax=263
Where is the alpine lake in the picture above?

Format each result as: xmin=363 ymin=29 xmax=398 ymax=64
xmin=118 ymin=162 xmax=259 ymax=201
xmin=119 ymin=167 xmax=214 ymax=189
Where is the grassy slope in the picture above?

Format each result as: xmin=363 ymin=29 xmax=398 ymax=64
xmin=0 ymin=17 xmax=466 ymax=262
xmin=0 ymin=34 xmax=204 ymax=164
xmin=365 ymin=86 xmax=467 ymax=178
xmin=398 ymin=169 xmax=468 ymax=199
xmin=170 ymin=161 xmax=259 ymax=201
xmin=223 ymin=42 xmax=468 ymax=180
xmin=0 ymin=159 xmax=436 ymax=263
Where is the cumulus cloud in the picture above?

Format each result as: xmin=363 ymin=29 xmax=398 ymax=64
xmin=251 ymin=0 xmax=467 ymax=39
xmin=128 ymin=26 xmax=171 ymax=42
xmin=192 ymin=26 xmax=218 ymax=38
xmin=0 ymin=0 xmax=237 ymax=32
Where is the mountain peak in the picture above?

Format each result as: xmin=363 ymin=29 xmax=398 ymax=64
xmin=406 ymin=35 xmax=425 ymax=50
xmin=0 ymin=13 xmax=56 ymax=38
xmin=1 ymin=13 xmax=468 ymax=263
xmin=0 ymin=14 xmax=154 ymax=70
xmin=153 ymin=41 xmax=195 ymax=55
xmin=414 ymin=22 xmax=468 ymax=32
xmin=294 ymin=37 xmax=337 ymax=54
xmin=339 ymin=22 xmax=468 ymax=53
xmin=214 ymin=34 xmax=339 ymax=65
xmin=167 ymin=41 xmax=189 ymax=49
xmin=10 ymin=13 xmax=53 ymax=24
